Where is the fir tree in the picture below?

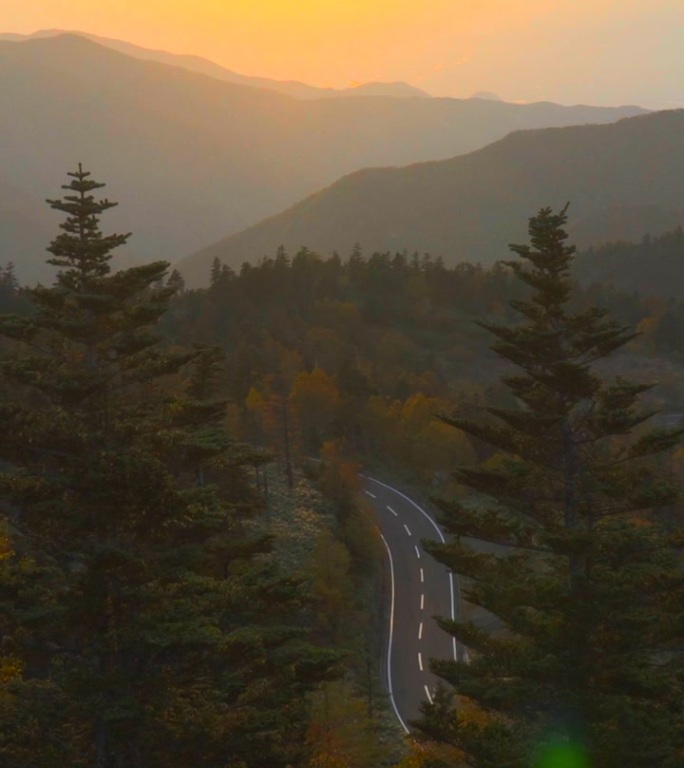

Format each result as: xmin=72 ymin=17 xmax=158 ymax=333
xmin=0 ymin=261 xmax=22 ymax=314
xmin=209 ymin=256 xmax=222 ymax=286
xmin=0 ymin=167 xmax=338 ymax=768
xmin=416 ymin=206 xmax=684 ymax=768
xmin=167 ymin=267 xmax=185 ymax=293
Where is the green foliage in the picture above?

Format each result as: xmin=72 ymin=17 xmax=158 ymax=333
xmin=0 ymin=168 xmax=336 ymax=768
xmin=576 ymin=226 xmax=684 ymax=299
xmin=415 ymin=206 xmax=684 ymax=767
xmin=162 ymin=234 xmax=684 ymax=498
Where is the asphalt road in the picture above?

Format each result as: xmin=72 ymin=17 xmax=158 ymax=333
xmin=362 ymin=474 xmax=460 ymax=732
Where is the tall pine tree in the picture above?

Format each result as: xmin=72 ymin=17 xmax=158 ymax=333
xmin=416 ymin=206 xmax=684 ymax=768
xmin=0 ymin=167 xmax=337 ymax=768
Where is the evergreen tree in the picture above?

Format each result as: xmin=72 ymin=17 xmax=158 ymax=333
xmin=209 ymin=256 xmax=222 ymax=286
xmin=416 ymin=206 xmax=684 ymax=767
xmin=167 ymin=267 xmax=185 ymax=293
xmin=0 ymin=167 xmax=337 ymax=768
xmin=0 ymin=261 xmax=23 ymax=315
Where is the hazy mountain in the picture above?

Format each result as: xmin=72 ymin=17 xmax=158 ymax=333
xmin=576 ymin=225 xmax=684 ymax=298
xmin=0 ymin=181 xmax=54 ymax=284
xmin=0 ymin=29 xmax=431 ymax=100
xmin=571 ymin=205 xmax=684 ymax=249
xmin=179 ymin=110 xmax=684 ymax=286
xmin=0 ymin=34 xmax=646 ymax=284
xmin=471 ymin=91 xmax=503 ymax=102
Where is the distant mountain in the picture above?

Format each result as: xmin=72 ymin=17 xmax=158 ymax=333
xmin=571 ymin=204 xmax=684 ymax=250
xmin=0 ymin=181 xmax=54 ymax=284
xmin=470 ymin=91 xmax=503 ymax=102
xmin=0 ymin=29 xmax=431 ymax=100
xmin=0 ymin=33 xmax=646 ymax=284
xmin=179 ymin=110 xmax=684 ymax=286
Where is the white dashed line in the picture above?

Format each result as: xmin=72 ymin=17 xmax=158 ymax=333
xmin=364 ymin=491 xmax=377 ymax=499
xmin=420 ymin=568 xmax=424 ymax=583
xmin=424 ymin=685 xmax=433 ymax=704
xmin=387 ymin=505 xmax=398 ymax=516
xmin=414 ymin=545 xmax=421 ymax=559
xmin=420 ymin=594 xmax=425 ymax=610
xmin=418 ymin=622 xmax=423 ymax=640
xmin=418 ymin=652 xmax=423 ymax=671
xmin=403 ymin=524 xmax=412 ymax=537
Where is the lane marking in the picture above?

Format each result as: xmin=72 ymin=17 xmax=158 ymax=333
xmin=404 ymin=524 xmax=412 ymax=537
xmin=414 ymin=545 xmax=421 ymax=559
xmin=364 ymin=474 xmax=461 ymax=660
xmin=449 ymin=574 xmax=458 ymax=661
xmin=379 ymin=534 xmax=410 ymax=734
xmin=387 ymin=505 xmax=398 ymax=516
xmin=418 ymin=622 xmax=423 ymax=640
xmin=424 ymin=685 xmax=433 ymax=704
xmin=420 ymin=594 xmax=425 ymax=610
xmin=420 ymin=568 xmax=424 ymax=583
xmin=418 ymin=652 xmax=423 ymax=672
xmin=364 ymin=490 xmax=377 ymax=499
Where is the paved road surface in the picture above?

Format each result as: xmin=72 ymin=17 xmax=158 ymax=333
xmin=362 ymin=474 xmax=461 ymax=732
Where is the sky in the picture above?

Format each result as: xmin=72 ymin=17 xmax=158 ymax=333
xmin=2 ymin=0 xmax=683 ymax=108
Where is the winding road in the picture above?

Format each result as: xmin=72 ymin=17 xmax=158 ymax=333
xmin=362 ymin=474 xmax=462 ymax=732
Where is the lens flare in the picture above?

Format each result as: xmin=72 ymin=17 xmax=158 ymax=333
xmin=536 ymin=740 xmax=588 ymax=768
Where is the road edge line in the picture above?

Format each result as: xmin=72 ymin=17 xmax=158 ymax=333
xmin=364 ymin=474 xmax=460 ymax=661
xmin=380 ymin=533 xmax=411 ymax=734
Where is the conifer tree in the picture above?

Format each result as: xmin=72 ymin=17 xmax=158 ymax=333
xmin=209 ymin=256 xmax=222 ymax=286
xmin=0 ymin=167 xmax=337 ymax=768
xmin=416 ymin=206 xmax=684 ymax=768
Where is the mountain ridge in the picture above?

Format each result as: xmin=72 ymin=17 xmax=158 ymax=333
xmin=0 ymin=33 xmax=648 ymax=284
xmin=177 ymin=109 xmax=684 ymax=285
xmin=0 ymin=29 xmax=431 ymax=99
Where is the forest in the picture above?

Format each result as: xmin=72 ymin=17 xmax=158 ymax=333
xmin=1 ymin=169 xmax=683 ymax=767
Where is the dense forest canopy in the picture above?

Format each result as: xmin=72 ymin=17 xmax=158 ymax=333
xmin=1 ymin=170 xmax=683 ymax=768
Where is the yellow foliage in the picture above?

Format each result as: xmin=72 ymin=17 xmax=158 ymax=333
xmin=307 ymin=680 xmax=388 ymax=768
xmin=397 ymin=737 xmax=466 ymax=768
xmin=320 ymin=439 xmax=361 ymax=496
xmin=291 ymin=367 xmax=341 ymax=429
xmin=0 ymin=517 xmax=12 ymax=557
xmin=457 ymin=695 xmax=492 ymax=727
xmin=0 ymin=655 xmax=22 ymax=685
xmin=245 ymin=386 xmax=266 ymax=414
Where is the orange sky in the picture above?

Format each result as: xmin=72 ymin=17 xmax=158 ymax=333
xmin=2 ymin=0 xmax=683 ymax=107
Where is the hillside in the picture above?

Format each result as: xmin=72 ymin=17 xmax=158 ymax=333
xmin=0 ymin=181 xmax=54 ymax=284
xmin=576 ymin=225 xmax=684 ymax=297
xmin=0 ymin=29 xmax=430 ymax=99
xmin=179 ymin=109 xmax=684 ymax=286
xmin=0 ymin=34 xmax=645 ymax=283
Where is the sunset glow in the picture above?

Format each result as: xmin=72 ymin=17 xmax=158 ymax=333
xmin=2 ymin=0 xmax=683 ymax=106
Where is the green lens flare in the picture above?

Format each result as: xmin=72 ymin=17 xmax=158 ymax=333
xmin=536 ymin=742 xmax=587 ymax=768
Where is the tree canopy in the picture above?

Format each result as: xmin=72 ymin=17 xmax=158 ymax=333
xmin=0 ymin=167 xmax=338 ymax=767
xmin=416 ymin=206 xmax=684 ymax=768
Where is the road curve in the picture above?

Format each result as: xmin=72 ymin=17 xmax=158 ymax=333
xmin=362 ymin=474 xmax=460 ymax=731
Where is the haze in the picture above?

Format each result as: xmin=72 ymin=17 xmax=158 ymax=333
xmin=3 ymin=0 xmax=682 ymax=109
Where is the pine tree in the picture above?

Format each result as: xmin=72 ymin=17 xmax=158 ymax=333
xmin=209 ymin=256 xmax=222 ymax=286
xmin=416 ymin=206 xmax=684 ymax=768
xmin=0 ymin=261 xmax=22 ymax=314
xmin=167 ymin=267 xmax=185 ymax=293
xmin=0 ymin=167 xmax=338 ymax=768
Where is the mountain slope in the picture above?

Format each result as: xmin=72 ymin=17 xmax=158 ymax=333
xmin=0 ymin=29 xmax=430 ymax=99
xmin=179 ymin=110 xmax=684 ymax=285
xmin=0 ymin=34 xmax=645 ymax=283
xmin=0 ymin=181 xmax=54 ymax=283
